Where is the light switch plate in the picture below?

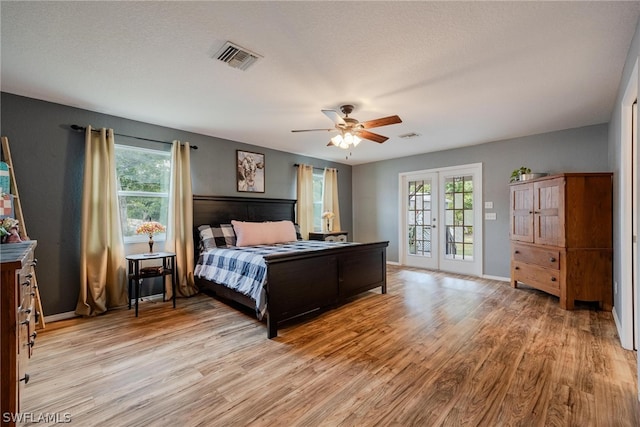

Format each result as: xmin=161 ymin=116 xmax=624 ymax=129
xmin=484 ymin=201 xmax=493 ymax=209
xmin=485 ymin=212 xmax=497 ymax=220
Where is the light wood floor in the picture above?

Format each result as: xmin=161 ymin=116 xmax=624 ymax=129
xmin=22 ymin=265 xmax=639 ymax=426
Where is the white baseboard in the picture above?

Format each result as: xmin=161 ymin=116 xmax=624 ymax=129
xmin=482 ymin=274 xmax=510 ymax=282
xmin=44 ymin=311 xmax=78 ymax=323
xmin=612 ymin=306 xmax=632 ymax=350
xmin=386 ymin=261 xmax=400 ymax=266
xmin=43 ymin=293 xmax=167 ymax=324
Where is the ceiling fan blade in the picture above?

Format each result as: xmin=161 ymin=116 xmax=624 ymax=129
xmin=322 ymin=109 xmax=346 ymax=126
xmin=358 ymin=130 xmax=389 ymax=143
xmin=291 ymin=128 xmax=336 ymax=133
xmin=361 ymin=115 xmax=402 ymax=129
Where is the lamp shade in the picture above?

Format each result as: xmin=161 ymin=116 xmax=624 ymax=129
xmin=329 ymin=131 xmax=362 ymax=149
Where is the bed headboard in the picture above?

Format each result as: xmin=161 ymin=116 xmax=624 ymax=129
xmin=193 ymin=195 xmax=296 ymax=227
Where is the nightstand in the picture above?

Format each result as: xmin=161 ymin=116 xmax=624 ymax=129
xmin=308 ymin=231 xmax=349 ymax=242
xmin=126 ymin=252 xmax=176 ymax=316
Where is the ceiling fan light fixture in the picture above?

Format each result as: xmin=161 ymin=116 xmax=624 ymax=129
xmin=331 ymin=132 xmax=362 ymax=149
xmin=295 ymin=105 xmax=401 ymax=150
xmin=343 ymin=132 xmax=354 ymax=145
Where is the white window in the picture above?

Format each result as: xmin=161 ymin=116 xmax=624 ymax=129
xmin=313 ymin=169 xmax=324 ymax=231
xmin=114 ymin=144 xmax=171 ymax=242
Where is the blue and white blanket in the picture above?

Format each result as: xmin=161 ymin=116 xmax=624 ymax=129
xmin=194 ymin=240 xmax=354 ymax=319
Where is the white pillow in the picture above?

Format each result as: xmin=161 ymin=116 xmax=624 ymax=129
xmin=231 ymin=220 xmax=298 ymax=247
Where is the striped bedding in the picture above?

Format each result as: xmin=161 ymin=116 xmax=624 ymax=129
xmin=194 ymin=240 xmax=355 ymax=319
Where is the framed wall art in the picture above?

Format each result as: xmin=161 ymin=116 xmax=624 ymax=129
xmin=236 ymin=150 xmax=265 ymax=193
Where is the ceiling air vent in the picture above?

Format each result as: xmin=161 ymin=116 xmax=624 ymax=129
xmin=214 ymin=41 xmax=262 ymax=71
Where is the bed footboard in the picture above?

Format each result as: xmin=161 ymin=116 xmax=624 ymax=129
xmin=264 ymin=241 xmax=388 ymax=338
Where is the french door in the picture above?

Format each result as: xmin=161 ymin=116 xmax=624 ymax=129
xmin=403 ymin=172 xmax=439 ymax=269
xmin=400 ymin=163 xmax=483 ymax=276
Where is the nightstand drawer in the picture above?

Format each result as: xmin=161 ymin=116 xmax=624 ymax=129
xmin=309 ymin=231 xmax=348 ymax=242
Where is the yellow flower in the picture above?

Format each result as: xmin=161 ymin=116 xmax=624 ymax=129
xmin=136 ymin=221 xmax=166 ymax=235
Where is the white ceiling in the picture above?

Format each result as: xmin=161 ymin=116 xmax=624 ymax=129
xmin=2 ymin=1 xmax=639 ymax=165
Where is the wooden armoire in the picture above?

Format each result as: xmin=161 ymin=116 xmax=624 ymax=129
xmin=509 ymin=173 xmax=613 ymax=310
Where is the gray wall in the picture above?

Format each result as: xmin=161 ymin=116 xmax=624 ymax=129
xmin=0 ymin=92 xmax=618 ymax=316
xmin=0 ymin=92 xmax=352 ymax=316
xmin=353 ymin=124 xmax=610 ymax=278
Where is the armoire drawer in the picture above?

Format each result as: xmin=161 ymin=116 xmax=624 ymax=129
xmin=512 ymin=243 xmax=560 ymax=270
xmin=511 ymin=261 xmax=562 ymax=296
xmin=2 ymin=240 xmax=38 ymax=423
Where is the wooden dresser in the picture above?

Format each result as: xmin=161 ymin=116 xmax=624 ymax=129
xmin=1 ymin=241 xmax=38 ymax=424
xmin=509 ymin=174 xmax=612 ymax=310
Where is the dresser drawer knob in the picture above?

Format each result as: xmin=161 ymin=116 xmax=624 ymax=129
xmin=20 ymin=374 xmax=30 ymax=384
xmin=514 ymin=250 xmax=520 ymax=254
xmin=22 ymin=279 xmax=31 ymax=286
xmin=551 ymin=277 xmax=557 ymax=282
xmin=549 ymin=257 xmax=556 ymax=262
xmin=514 ymin=266 xmax=520 ymax=270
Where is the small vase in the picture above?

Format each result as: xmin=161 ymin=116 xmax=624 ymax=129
xmin=148 ymin=234 xmax=154 ymax=254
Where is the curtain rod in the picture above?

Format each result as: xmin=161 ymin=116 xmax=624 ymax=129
xmin=70 ymin=125 xmax=198 ymax=150
xmin=293 ymin=163 xmax=338 ymax=172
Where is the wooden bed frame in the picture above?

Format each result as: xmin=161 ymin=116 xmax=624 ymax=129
xmin=193 ymin=195 xmax=389 ymax=338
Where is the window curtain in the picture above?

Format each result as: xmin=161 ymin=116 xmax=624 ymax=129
xmin=76 ymin=127 xmax=127 ymax=316
xmin=323 ymin=167 xmax=341 ymax=232
xmin=296 ymin=164 xmax=314 ymax=239
xmin=166 ymin=140 xmax=198 ymax=298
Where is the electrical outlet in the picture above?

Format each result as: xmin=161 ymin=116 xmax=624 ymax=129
xmin=614 ymin=280 xmax=618 ymax=295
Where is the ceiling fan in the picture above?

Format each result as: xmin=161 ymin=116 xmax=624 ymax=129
xmin=291 ymin=105 xmax=402 ymax=149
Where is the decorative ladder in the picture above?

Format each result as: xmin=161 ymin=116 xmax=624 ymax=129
xmin=1 ymin=136 xmax=45 ymax=329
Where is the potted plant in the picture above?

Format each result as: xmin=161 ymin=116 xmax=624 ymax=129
xmin=510 ymin=166 xmax=531 ymax=183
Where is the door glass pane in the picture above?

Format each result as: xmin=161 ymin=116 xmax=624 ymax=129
xmin=454 ymin=193 xmax=463 ymax=209
xmin=464 ymin=209 xmax=473 ymax=226
xmin=407 ymin=179 xmax=432 ymax=257
xmin=445 ymin=210 xmax=453 ymax=225
xmin=445 ymin=193 xmax=454 ymax=209
xmin=443 ymin=175 xmax=474 ymax=260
